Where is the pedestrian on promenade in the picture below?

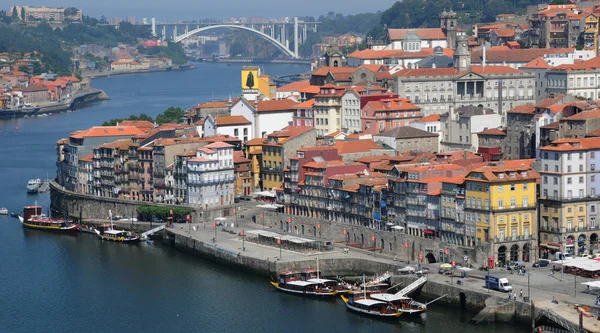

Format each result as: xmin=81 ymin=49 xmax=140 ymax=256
xmin=508 ymin=293 xmax=512 ymax=301
xmin=394 ymin=255 xmax=397 ymax=261
xmin=520 ymin=289 xmax=523 ymax=298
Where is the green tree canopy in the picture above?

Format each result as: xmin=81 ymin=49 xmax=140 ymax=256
xmin=155 ymin=107 xmax=185 ymax=125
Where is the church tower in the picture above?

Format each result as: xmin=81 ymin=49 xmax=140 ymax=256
xmin=454 ymin=35 xmax=471 ymax=72
xmin=440 ymin=9 xmax=457 ymax=50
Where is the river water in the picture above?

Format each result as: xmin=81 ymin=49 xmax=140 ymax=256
xmin=0 ymin=63 xmax=525 ymax=333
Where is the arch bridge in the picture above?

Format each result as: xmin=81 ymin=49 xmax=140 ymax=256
xmin=151 ymin=18 xmax=320 ymax=59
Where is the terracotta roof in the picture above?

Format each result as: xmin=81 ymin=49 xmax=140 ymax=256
xmin=363 ymin=98 xmax=420 ymax=112
xmin=70 ymin=126 xmax=144 ymax=139
xmin=492 ymin=28 xmax=515 ymax=38
xmin=193 ymin=101 xmax=230 ymax=109
xmin=256 ymin=99 xmax=297 ymax=112
xmin=21 ymin=84 xmax=47 ymax=92
xmin=540 ymin=138 xmax=600 ymax=151
xmin=294 ymin=99 xmax=315 ymax=109
xmin=388 ymin=28 xmax=446 ymax=41
xmin=233 ymin=151 xmax=251 ymax=163
xmin=347 ymin=48 xmax=454 ymax=60
xmin=471 ymin=48 xmax=574 ymax=64
xmin=267 ymin=126 xmax=314 ymax=141
xmin=193 ymin=119 xmax=205 ymax=126
xmin=355 ymin=155 xmax=391 ymax=163
xmin=565 ymin=109 xmax=600 ymax=121
xmin=507 ymin=104 xmax=536 ymax=114
xmin=246 ymin=138 xmax=266 ymax=145
xmin=393 ymin=67 xmax=459 ymax=77
xmin=205 ymin=141 xmax=234 ymax=149
xmin=188 ymin=156 xmax=210 ymax=162
xmin=477 ymin=127 xmax=506 ymax=136
xmin=375 ymin=126 xmax=438 ymax=139
xmin=79 ymin=154 xmax=94 ymax=162
xmin=215 ymin=115 xmax=251 ymax=126
xmin=177 ymin=151 xmax=197 ymax=157
xmin=520 ymin=57 xmax=552 ymax=69
xmin=311 ymin=66 xmax=357 ymax=76
xmin=541 ymin=121 xmax=560 ymax=129
xmin=416 ymin=114 xmax=440 ymax=123
xmin=276 ymin=80 xmax=321 ymax=94
xmin=324 ymin=130 xmax=343 ymax=137
xmin=118 ymin=120 xmax=154 ymax=131
xmin=470 ymin=65 xmax=523 ymax=75
xmin=334 ymin=139 xmax=381 ymax=154
xmin=97 ymin=139 xmax=131 ymax=150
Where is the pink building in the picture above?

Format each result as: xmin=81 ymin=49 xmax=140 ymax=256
xmin=361 ymin=98 xmax=421 ymax=135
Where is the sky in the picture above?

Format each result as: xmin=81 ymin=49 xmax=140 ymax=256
xmin=11 ymin=0 xmax=393 ymax=20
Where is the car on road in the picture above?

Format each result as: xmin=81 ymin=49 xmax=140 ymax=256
xmin=533 ymin=260 xmax=550 ymax=267
xmin=507 ymin=261 xmax=525 ymax=271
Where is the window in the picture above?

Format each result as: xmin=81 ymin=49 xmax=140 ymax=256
xmin=498 ymin=199 xmax=504 ymax=209
xmin=234 ymin=128 xmax=239 ymax=137
xmin=593 ymin=164 xmax=597 ymax=172
xmin=580 ymin=152 xmax=584 ymax=160
xmin=498 ymin=184 xmax=504 ymax=192
xmin=523 ymin=183 xmax=528 ymax=190
xmin=580 ymin=176 xmax=584 ymax=184
xmin=510 ymin=183 xmax=516 ymax=191
xmin=522 ymin=196 xmax=528 ymax=207
xmin=592 ymin=151 xmax=596 ymax=159
xmin=568 ymin=166 xmax=572 ymax=172
xmin=543 ymin=176 xmax=548 ymax=184
xmin=510 ymin=197 xmax=516 ymax=208
xmin=553 ymin=177 xmax=558 ymax=185
xmin=555 ymin=165 xmax=559 ymax=172
xmin=580 ymin=189 xmax=584 ymax=197
xmin=567 ymin=177 xmax=572 ymax=184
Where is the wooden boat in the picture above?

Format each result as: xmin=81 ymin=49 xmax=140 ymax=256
xmin=270 ymin=258 xmax=338 ymax=297
xmin=369 ymin=293 xmax=427 ymax=314
xmin=340 ymin=295 xmax=402 ymax=318
xmin=94 ymin=224 xmax=141 ymax=243
xmin=18 ymin=205 xmax=79 ymax=232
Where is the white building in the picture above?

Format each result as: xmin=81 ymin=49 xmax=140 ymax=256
xmin=341 ymin=90 xmax=361 ymax=132
xmin=214 ymin=115 xmax=252 ymax=143
xmin=230 ymin=98 xmax=296 ymax=139
xmin=186 ymin=142 xmax=235 ymax=208
xmin=546 ymin=57 xmax=600 ymax=100
xmin=411 ymin=114 xmax=442 ymax=148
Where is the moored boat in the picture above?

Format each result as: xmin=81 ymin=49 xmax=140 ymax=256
xmin=270 ymin=258 xmax=338 ymax=297
xmin=26 ymin=178 xmax=41 ymax=193
xmin=340 ymin=295 xmax=402 ymax=318
xmin=17 ymin=205 xmax=79 ymax=232
xmin=0 ymin=207 xmax=8 ymax=215
xmin=94 ymin=223 xmax=141 ymax=243
xmin=369 ymin=293 xmax=427 ymax=314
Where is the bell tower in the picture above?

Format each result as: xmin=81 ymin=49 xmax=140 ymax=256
xmin=453 ymin=35 xmax=471 ymax=72
xmin=440 ymin=9 xmax=457 ymax=50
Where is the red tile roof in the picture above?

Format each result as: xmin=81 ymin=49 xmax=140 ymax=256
xmin=118 ymin=120 xmax=154 ymax=131
xmin=388 ymin=28 xmax=446 ymax=41
xmin=205 ymin=141 xmax=234 ymax=149
xmin=215 ymin=115 xmax=251 ymax=126
xmin=470 ymin=65 xmax=523 ymax=75
xmin=507 ymin=104 xmax=536 ymax=114
xmin=294 ymin=99 xmax=315 ymax=109
xmin=70 ymin=126 xmax=144 ymax=139
xmin=233 ymin=151 xmax=251 ymax=163
xmin=347 ymin=48 xmax=454 ymax=60
xmin=256 ymin=99 xmax=298 ymax=112
xmin=393 ymin=67 xmax=459 ymax=77
xmin=520 ymin=57 xmax=552 ymax=69
xmin=416 ymin=114 xmax=440 ymax=123
xmin=334 ymin=139 xmax=381 ymax=154
xmin=79 ymin=154 xmax=94 ymax=162
xmin=471 ymin=48 xmax=574 ymax=64
xmin=477 ymin=127 xmax=507 ymax=136
xmin=492 ymin=28 xmax=515 ymax=38
xmin=276 ymin=80 xmax=321 ymax=94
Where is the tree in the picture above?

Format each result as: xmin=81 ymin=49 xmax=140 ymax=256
xmin=155 ymin=107 xmax=184 ymax=125
xmin=18 ymin=65 xmax=29 ymax=73
xmin=20 ymin=7 xmax=25 ymax=21
xmin=99 ymin=15 xmax=107 ymax=24
xmin=12 ymin=6 xmax=17 ymax=20
xmin=550 ymin=0 xmax=569 ymax=4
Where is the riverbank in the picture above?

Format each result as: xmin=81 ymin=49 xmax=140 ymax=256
xmin=83 ymin=64 xmax=196 ymax=80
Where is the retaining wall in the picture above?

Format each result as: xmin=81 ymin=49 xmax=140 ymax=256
xmin=262 ymin=212 xmax=491 ymax=266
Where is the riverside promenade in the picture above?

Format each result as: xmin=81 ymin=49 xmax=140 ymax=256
xmin=165 ymin=215 xmax=600 ymax=332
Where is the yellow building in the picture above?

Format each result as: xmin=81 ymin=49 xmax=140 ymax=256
xmin=464 ymin=160 xmax=539 ymax=265
xmin=241 ymin=66 xmax=275 ymax=99
xmin=244 ymin=138 xmax=265 ymax=191
xmin=583 ymin=14 xmax=599 ymax=55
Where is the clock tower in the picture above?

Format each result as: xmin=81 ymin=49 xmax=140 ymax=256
xmin=454 ymin=35 xmax=471 ymax=72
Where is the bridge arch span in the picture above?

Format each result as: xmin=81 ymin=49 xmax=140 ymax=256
xmin=173 ymin=25 xmax=296 ymax=58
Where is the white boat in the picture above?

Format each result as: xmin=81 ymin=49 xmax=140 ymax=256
xmin=340 ymin=274 xmax=404 ymax=318
xmin=0 ymin=208 xmax=8 ymax=215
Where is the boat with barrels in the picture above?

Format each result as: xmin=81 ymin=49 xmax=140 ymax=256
xmin=17 ymin=204 xmax=79 ymax=232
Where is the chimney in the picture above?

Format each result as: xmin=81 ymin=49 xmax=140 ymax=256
xmin=463 ymin=150 xmax=468 ymax=160
xmin=482 ymin=45 xmax=486 ymax=68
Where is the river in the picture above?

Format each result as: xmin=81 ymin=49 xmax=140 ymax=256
xmin=0 ymin=63 xmax=526 ymax=333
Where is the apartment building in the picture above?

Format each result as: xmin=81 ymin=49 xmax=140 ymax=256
xmin=186 ymin=142 xmax=235 ymax=208
xmin=539 ymin=138 xmax=600 ymax=258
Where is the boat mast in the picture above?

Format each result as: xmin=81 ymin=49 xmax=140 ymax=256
xmin=363 ymin=273 xmax=366 ymax=299
xmin=316 ymin=257 xmax=319 ymax=280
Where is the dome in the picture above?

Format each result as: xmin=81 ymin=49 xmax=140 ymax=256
xmin=433 ymin=46 xmax=444 ymax=55
xmin=448 ymin=8 xmax=456 ymax=18
xmin=440 ymin=9 xmax=448 ymax=18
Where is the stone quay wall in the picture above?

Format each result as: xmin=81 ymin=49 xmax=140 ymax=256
xmin=261 ymin=212 xmax=491 ymax=266
xmin=50 ymin=181 xmax=230 ymax=222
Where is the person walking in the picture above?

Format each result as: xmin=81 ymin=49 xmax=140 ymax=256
xmin=520 ymin=289 xmax=523 ymax=298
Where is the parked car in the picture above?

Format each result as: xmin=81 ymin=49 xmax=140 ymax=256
xmin=507 ymin=261 xmax=525 ymax=270
xmin=533 ymin=260 xmax=549 ymax=267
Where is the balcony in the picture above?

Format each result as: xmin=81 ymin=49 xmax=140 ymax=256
xmin=540 ymin=194 xmax=599 ymax=203
xmin=187 ymin=177 xmax=235 ymax=185
xmin=494 ymin=235 xmax=535 ymax=243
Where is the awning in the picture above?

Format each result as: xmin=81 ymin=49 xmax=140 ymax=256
xmin=407 ymin=223 xmax=419 ymax=229
xmin=391 ymin=226 xmax=405 ymax=230
xmin=540 ymin=243 xmax=560 ymax=250
xmin=423 ymin=229 xmax=434 ymax=235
